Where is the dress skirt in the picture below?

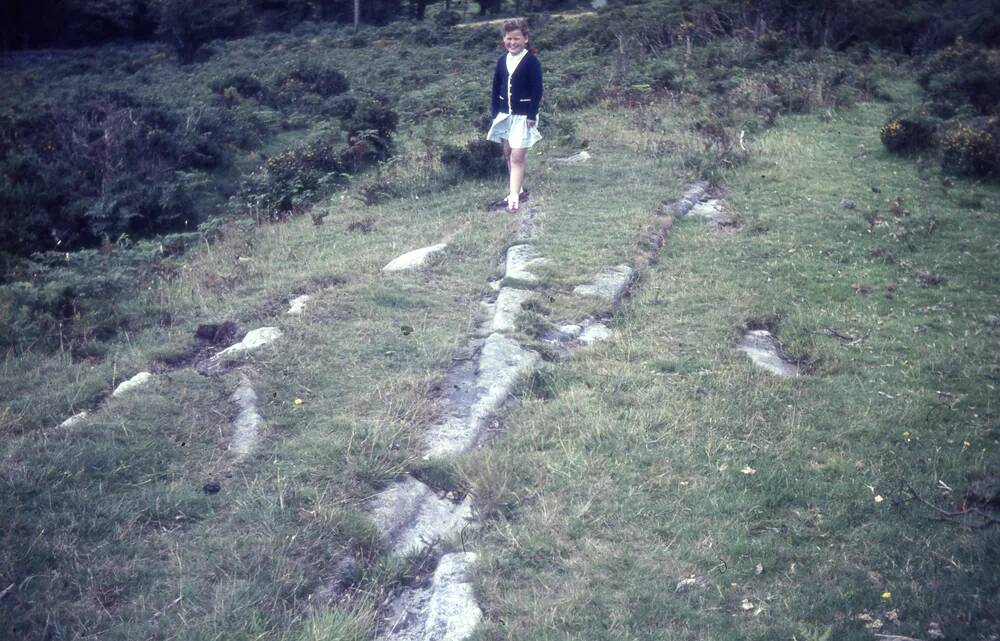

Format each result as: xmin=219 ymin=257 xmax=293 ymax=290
xmin=486 ymin=113 xmax=542 ymax=149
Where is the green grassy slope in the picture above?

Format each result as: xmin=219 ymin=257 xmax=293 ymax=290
xmin=2 ymin=10 xmax=998 ymax=641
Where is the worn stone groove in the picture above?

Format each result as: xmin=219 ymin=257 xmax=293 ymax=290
xmin=371 ymin=184 xmax=711 ymax=641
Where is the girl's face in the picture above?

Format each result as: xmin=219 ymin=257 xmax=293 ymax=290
xmin=503 ymin=29 xmax=527 ymax=55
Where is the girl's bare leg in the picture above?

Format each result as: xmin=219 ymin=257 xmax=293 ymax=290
xmin=508 ymin=147 xmax=527 ymax=210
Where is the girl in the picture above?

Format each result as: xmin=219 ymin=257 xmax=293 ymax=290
xmin=486 ymin=18 xmax=543 ymax=212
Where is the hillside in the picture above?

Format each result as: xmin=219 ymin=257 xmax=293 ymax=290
xmin=2 ymin=4 xmax=999 ymax=640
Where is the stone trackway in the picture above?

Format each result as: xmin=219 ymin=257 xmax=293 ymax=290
xmin=50 ymin=180 xmax=801 ymax=639
xmin=368 ymin=183 xmax=745 ymax=641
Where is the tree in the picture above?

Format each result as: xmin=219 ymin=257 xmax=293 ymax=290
xmin=158 ymin=0 xmax=252 ymax=64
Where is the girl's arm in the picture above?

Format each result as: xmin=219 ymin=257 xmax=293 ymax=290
xmin=491 ymin=59 xmax=503 ymax=118
xmin=527 ymin=57 xmax=543 ymax=124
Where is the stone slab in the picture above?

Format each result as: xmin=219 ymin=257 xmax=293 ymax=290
xmin=737 ymin=330 xmax=799 ymax=376
xmin=216 ymin=327 xmax=283 ymax=358
xmin=688 ymin=199 xmax=736 ymax=226
xmin=112 ymin=372 xmax=154 ymax=397
xmin=573 ymin=265 xmax=634 ymax=304
xmin=230 ymin=378 xmax=264 ymax=456
xmin=554 ymin=150 xmax=591 ymax=164
xmin=669 ymin=182 xmax=710 ymax=217
xmin=368 ymin=476 xmax=474 ymax=557
xmin=377 ymin=552 xmax=481 ymax=641
xmin=59 ymin=411 xmax=89 ymax=428
xmin=423 ymin=333 xmax=540 ymax=459
xmin=502 ymin=244 xmax=548 ymax=288
xmin=287 ymin=294 xmax=310 ymax=314
xmin=492 ymin=288 xmax=532 ymax=334
xmin=383 ymin=244 xmax=447 ymax=272
xmin=579 ymin=322 xmax=612 ymax=344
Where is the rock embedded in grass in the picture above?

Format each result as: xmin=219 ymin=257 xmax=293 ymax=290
xmin=579 ymin=322 xmax=612 ymax=344
xmin=229 ymin=377 xmax=264 ymax=457
xmin=368 ymin=476 xmax=474 ymax=557
xmin=502 ymin=244 xmax=548 ymax=288
xmin=216 ymin=327 xmax=283 ymax=358
xmin=59 ymin=411 xmax=89 ymax=428
xmin=668 ymin=182 xmax=710 ymax=217
xmin=737 ymin=330 xmax=799 ymax=376
xmin=553 ymin=150 xmax=591 ymax=164
xmin=383 ymin=243 xmax=448 ymax=272
xmin=286 ymin=294 xmax=311 ymax=314
xmin=377 ymin=552 xmax=481 ymax=641
xmin=112 ymin=371 xmax=154 ymax=397
xmin=688 ymin=199 xmax=737 ymax=227
xmin=492 ymin=288 xmax=532 ymax=333
xmin=573 ymin=265 xmax=634 ymax=304
xmin=423 ymin=333 xmax=540 ymax=459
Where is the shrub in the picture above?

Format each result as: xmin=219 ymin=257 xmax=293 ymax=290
xmin=440 ymin=140 xmax=504 ymax=181
xmin=342 ymin=98 xmax=399 ymax=172
xmin=238 ymin=135 xmax=349 ymax=217
xmin=158 ymin=0 xmax=253 ymax=64
xmin=941 ymin=120 xmax=1000 ymax=177
xmin=0 ymin=94 xmax=219 ymax=256
xmin=880 ymin=114 xmax=937 ymax=155
xmin=209 ymin=73 xmax=266 ymax=100
xmin=646 ymin=59 xmax=682 ymax=90
xmin=434 ymin=10 xmax=461 ymax=28
xmin=269 ymin=62 xmax=351 ymax=110
xmin=324 ymin=93 xmax=358 ymax=119
xmin=919 ymin=39 xmax=1000 ymax=116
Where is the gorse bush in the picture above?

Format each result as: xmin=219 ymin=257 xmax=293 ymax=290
xmin=941 ymin=119 xmax=1000 ymax=177
xmin=440 ymin=139 xmax=505 ymax=181
xmin=880 ymin=114 xmax=937 ymax=155
xmin=239 ymin=136 xmax=349 ymax=217
xmin=919 ymin=38 xmax=1000 ymax=116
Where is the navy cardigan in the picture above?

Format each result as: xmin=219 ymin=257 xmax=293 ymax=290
xmin=491 ymin=52 xmax=543 ymax=120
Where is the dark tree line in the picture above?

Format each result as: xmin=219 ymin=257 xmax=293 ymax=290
xmin=0 ymin=0 xmax=470 ymax=52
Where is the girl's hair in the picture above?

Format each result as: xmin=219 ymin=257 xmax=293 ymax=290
xmin=501 ymin=18 xmax=529 ymax=38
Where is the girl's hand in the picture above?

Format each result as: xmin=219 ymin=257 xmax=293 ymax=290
xmin=527 ymin=119 xmax=536 ymax=127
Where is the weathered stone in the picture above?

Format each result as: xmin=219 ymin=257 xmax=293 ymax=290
xmin=377 ymin=552 xmax=482 ymax=641
xmin=558 ymin=324 xmax=582 ymax=338
xmin=573 ymin=265 xmax=634 ymax=304
xmin=383 ymin=244 xmax=447 ymax=272
xmin=112 ymin=372 xmax=154 ymax=397
xmin=287 ymin=294 xmax=310 ymax=314
xmin=368 ymin=476 xmax=474 ymax=557
xmin=216 ymin=327 xmax=283 ymax=358
xmin=579 ymin=322 xmax=612 ymax=344
xmin=688 ymin=199 xmax=737 ymax=227
xmin=492 ymin=288 xmax=532 ymax=334
xmin=424 ymin=333 xmax=540 ymax=458
xmin=502 ymin=244 xmax=548 ymax=288
xmin=737 ymin=330 xmax=799 ymax=376
xmin=675 ymin=576 xmax=709 ymax=593
xmin=59 ymin=411 xmax=89 ymax=428
xmin=554 ymin=150 xmax=591 ymax=164
xmin=230 ymin=378 xmax=264 ymax=456
xmin=669 ymin=182 xmax=710 ymax=217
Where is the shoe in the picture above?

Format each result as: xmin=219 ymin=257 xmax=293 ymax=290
xmin=507 ymin=194 xmax=519 ymax=212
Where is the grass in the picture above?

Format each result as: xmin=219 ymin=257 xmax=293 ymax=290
xmin=468 ymin=91 xmax=1000 ymax=640
xmin=2 ymin=10 xmax=998 ymax=641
